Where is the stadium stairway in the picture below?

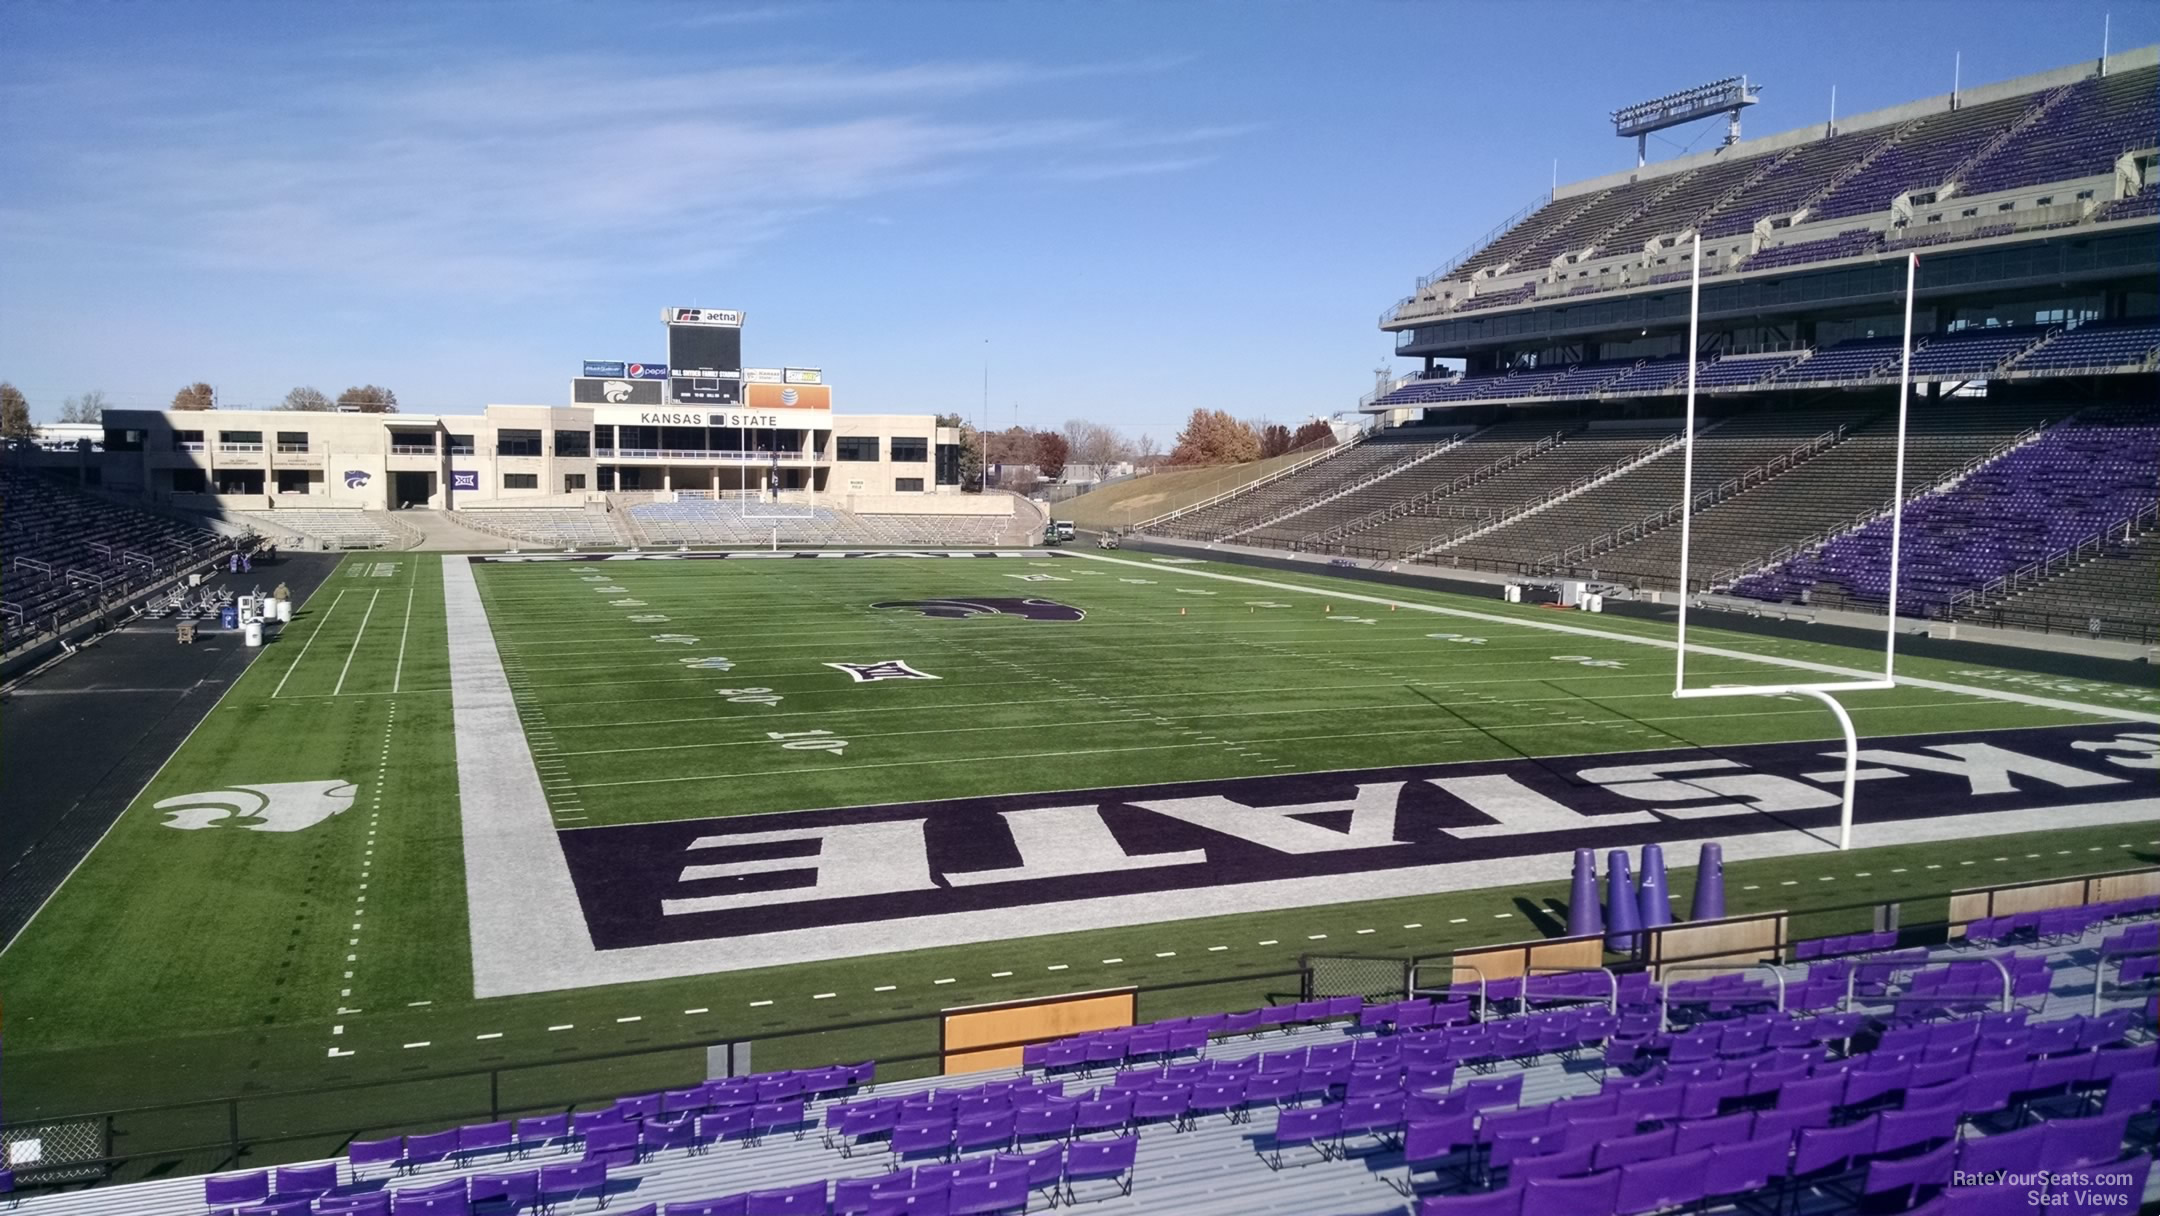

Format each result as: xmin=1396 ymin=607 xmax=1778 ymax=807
xmin=388 ymin=510 xmax=523 ymax=551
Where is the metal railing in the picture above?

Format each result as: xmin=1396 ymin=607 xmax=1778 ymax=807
xmin=1307 ymin=430 xmax=1567 ymax=550
xmin=1540 ymin=425 xmax=1847 ymax=571
xmin=1846 ymin=953 xmax=2011 ymax=1016
xmin=1943 ymin=504 xmax=2158 ymax=618
xmin=1132 ymin=433 xmax=1360 ymax=532
xmin=1521 ymin=966 xmax=1620 ymax=1017
xmin=1413 ymin=429 xmax=1698 ymax=558
xmin=388 ymin=444 xmax=437 ymax=456
xmin=2093 ymin=946 xmax=2159 ymax=1016
xmin=596 ymin=448 xmax=818 ymax=463
xmin=216 ymin=443 xmax=263 ymax=453
xmin=1701 ymin=421 xmax=2049 ymax=592
xmin=1658 ymin=963 xmax=1786 ymax=1033
xmin=1215 ymin=435 xmax=1468 ymax=544
xmin=275 ymin=443 xmax=311 ymax=454
xmin=1409 ymin=960 xmax=1489 ymax=1019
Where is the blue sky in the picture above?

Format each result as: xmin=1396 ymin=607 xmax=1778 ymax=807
xmin=2 ymin=1 xmax=2150 ymax=439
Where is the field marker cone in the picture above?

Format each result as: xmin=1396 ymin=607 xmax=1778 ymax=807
xmin=1605 ymin=850 xmax=1640 ymax=953
xmin=1638 ymin=844 xmax=1674 ymax=930
xmin=1567 ymin=848 xmax=1602 ymax=938
xmin=1691 ymin=842 xmax=1726 ymax=920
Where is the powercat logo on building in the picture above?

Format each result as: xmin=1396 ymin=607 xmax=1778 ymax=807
xmin=556 ymin=725 xmax=2157 ymax=950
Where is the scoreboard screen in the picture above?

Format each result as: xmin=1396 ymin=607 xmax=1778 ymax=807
xmin=668 ymin=325 xmax=741 ymax=378
xmin=671 ymin=377 xmax=742 ymax=405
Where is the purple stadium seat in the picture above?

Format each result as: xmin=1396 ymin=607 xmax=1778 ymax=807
xmin=744 ymin=1182 xmax=826 ymax=1216
xmin=1418 ymin=1192 xmax=1524 ymax=1216
xmin=1522 ymin=1168 xmax=1621 ymax=1214
xmin=1061 ymin=1135 xmax=1137 ymax=1204
xmin=1263 ymin=1106 xmax=1341 ymax=1170
xmin=1615 ymin=1148 xmax=1710 ymax=1215
xmin=272 ymin=1163 xmax=338 ymax=1201
xmin=208 ymin=1170 xmax=272 ymax=1209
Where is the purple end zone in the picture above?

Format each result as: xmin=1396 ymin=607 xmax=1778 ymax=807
xmin=556 ymin=723 xmax=2153 ymax=952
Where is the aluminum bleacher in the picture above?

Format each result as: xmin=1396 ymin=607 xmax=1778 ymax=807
xmin=455 ymin=510 xmax=628 ymax=549
xmin=239 ymin=510 xmax=405 ymax=550
xmin=1 ymin=467 xmax=229 ymax=652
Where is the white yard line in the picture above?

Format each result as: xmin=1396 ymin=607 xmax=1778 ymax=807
xmin=394 ymin=585 xmax=416 ymax=694
xmin=272 ymin=588 xmax=346 ymax=699
xmin=1073 ymin=553 xmax=2160 ymax=725
xmin=333 ymin=590 xmax=382 ymax=698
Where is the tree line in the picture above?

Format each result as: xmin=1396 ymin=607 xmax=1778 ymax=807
xmin=0 ymin=380 xmax=402 ymax=437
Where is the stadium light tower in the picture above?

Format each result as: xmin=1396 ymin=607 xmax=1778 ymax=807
xmin=1612 ymin=76 xmax=1761 ymax=166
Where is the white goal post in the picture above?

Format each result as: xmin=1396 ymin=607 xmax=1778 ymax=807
xmin=1670 ymin=235 xmax=1919 ymax=850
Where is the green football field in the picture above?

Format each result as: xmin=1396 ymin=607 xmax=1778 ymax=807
xmin=1 ymin=548 xmax=2153 ymax=1171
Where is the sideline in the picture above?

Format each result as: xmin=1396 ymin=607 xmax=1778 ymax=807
xmin=1072 ymin=552 xmax=2160 ymax=726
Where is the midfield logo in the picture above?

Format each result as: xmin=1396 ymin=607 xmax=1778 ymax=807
xmin=872 ymin=598 xmax=1085 ymax=622
xmin=824 ymin=660 xmax=941 ymax=682
xmin=555 ymin=725 xmax=2158 ymax=950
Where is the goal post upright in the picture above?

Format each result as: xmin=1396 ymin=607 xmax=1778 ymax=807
xmin=1668 ymin=237 xmax=1919 ymax=850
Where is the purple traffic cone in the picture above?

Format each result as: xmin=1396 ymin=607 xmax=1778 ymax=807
xmin=1691 ymin=842 xmax=1726 ymax=921
xmin=1638 ymin=844 xmax=1674 ymax=931
xmin=1568 ymin=849 xmax=1602 ymax=938
xmin=1605 ymin=849 xmax=1640 ymax=953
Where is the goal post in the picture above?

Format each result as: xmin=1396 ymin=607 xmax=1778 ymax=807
xmin=1670 ymin=235 xmax=1920 ymax=850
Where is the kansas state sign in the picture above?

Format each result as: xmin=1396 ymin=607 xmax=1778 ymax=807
xmin=556 ymin=724 xmax=2157 ymax=951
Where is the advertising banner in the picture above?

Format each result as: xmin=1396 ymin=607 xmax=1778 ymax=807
xmin=783 ymin=367 xmax=823 ymax=385
xmin=666 ymin=307 xmax=744 ymax=327
xmin=742 ymin=368 xmax=784 ymax=384
xmin=745 ymin=382 xmax=831 ymax=410
xmin=573 ymin=377 xmax=665 ymax=405
xmin=451 ymin=470 xmax=480 ymax=492
xmin=626 ymin=363 xmax=668 ymax=380
xmin=582 ymin=360 xmax=626 ymax=377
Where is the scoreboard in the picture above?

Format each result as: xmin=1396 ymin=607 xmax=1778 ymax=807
xmin=665 ymin=307 xmax=743 ymax=406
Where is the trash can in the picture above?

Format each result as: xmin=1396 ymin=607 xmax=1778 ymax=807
xmin=276 ymin=599 xmax=293 ymax=623
xmin=243 ymin=621 xmax=264 ymax=648
xmin=220 ymin=604 xmax=239 ymax=630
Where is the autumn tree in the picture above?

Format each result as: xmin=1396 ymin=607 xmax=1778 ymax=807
xmin=171 ymin=382 xmax=216 ymax=411
xmin=282 ymin=386 xmax=333 ymax=411
xmin=1256 ymin=422 xmax=1293 ymax=459
xmin=57 ymin=390 xmax=109 ymax=423
xmin=1062 ymin=419 xmax=1134 ymax=471
xmin=1032 ymin=430 xmax=1070 ymax=480
xmin=937 ymin=412 xmax=986 ymax=489
xmin=0 ymin=383 xmax=31 ymax=440
xmin=337 ymin=385 xmax=398 ymax=413
xmin=1167 ymin=408 xmax=1259 ymax=465
xmin=1290 ymin=419 xmax=1336 ymax=450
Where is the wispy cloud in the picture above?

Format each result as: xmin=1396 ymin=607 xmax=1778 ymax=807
xmin=1043 ymin=155 xmax=1218 ymax=182
xmin=2 ymin=45 xmax=1237 ymax=296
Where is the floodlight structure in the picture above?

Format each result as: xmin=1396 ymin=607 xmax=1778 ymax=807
xmin=1612 ymin=76 xmax=1761 ymax=167
xmin=1670 ymin=234 xmax=1917 ymax=851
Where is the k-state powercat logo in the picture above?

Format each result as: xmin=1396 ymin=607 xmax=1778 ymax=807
xmin=156 ymin=780 xmax=358 ymax=833
xmin=343 ymin=469 xmax=372 ymax=489
xmin=872 ymin=597 xmax=1084 ymax=622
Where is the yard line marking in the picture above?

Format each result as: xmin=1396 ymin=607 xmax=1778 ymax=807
xmin=548 ymin=1024 xmax=574 ymax=1031
xmin=272 ymin=589 xmax=347 ymax=698
xmin=874 ymin=985 xmax=896 ymax=992
xmin=1208 ymin=945 xmax=1229 ymax=951
xmin=1258 ymin=940 xmax=1278 ymax=946
xmin=933 ymin=978 xmax=955 ymax=985
xmin=1155 ymin=951 xmax=1176 ymax=958
xmin=476 ymin=1032 xmax=503 ymax=1041
xmin=1101 ymin=959 xmax=1123 ymax=965
xmin=616 ymin=1015 xmax=641 ymax=1023
xmin=1047 ymin=964 xmax=1068 ymax=971
xmin=1073 ymin=551 xmax=2160 ymax=724
xmin=1403 ymin=923 xmax=1423 ymax=930
xmin=333 ymin=590 xmax=382 ymax=697
xmin=394 ymin=585 xmax=415 ymax=693
xmin=684 ymin=1008 xmax=710 ymax=1015
xmin=992 ymin=971 xmax=1013 ymax=978
xmin=813 ymin=992 xmax=837 ymax=999
xmin=749 ymin=999 xmax=774 ymax=1006
xmin=403 ymin=1041 xmax=431 ymax=1050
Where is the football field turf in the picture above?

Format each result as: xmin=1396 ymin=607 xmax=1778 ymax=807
xmin=1 ymin=548 xmax=2154 ymax=1151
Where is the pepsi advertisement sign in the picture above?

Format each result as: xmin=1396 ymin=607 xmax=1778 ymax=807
xmin=451 ymin=470 xmax=480 ymax=492
xmin=627 ymin=363 xmax=668 ymax=380
xmin=583 ymin=360 xmax=626 ymax=378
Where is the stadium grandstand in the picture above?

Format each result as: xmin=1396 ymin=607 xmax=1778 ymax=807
xmin=1127 ymin=49 xmax=2159 ymax=646
xmin=4 ymin=30 xmax=2159 ymax=1216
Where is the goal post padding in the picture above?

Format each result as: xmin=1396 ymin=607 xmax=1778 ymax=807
xmin=939 ymin=987 xmax=1136 ymax=1075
